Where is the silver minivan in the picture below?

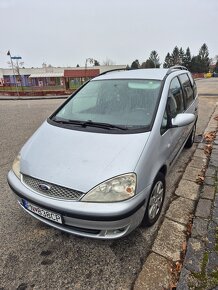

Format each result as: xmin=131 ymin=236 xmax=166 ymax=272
xmin=8 ymin=66 xmax=198 ymax=239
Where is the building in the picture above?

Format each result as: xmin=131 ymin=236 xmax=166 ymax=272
xmin=0 ymin=65 xmax=126 ymax=95
xmin=0 ymin=68 xmax=5 ymax=86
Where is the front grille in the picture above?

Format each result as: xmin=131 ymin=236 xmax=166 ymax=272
xmin=22 ymin=174 xmax=84 ymax=201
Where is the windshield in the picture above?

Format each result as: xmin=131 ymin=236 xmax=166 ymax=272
xmin=54 ymin=79 xmax=161 ymax=130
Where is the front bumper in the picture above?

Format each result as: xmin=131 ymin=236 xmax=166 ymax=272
xmin=7 ymin=170 xmax=150 ymax=239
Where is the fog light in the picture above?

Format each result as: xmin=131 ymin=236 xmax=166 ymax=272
xmin=106 ymin=227 xmax=128 ymax=236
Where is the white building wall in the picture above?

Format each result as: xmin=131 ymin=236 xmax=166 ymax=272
xmin=0 ymin=68 xmax=4 ymax=86
xmin=0 ymin=65 xmax=127 ymax=76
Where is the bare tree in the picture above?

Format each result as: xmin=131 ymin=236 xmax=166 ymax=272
xmin=7 ymin=59 xmax=24 ymax=89
xmin=102 ymin=58 xmax=115 ymax=66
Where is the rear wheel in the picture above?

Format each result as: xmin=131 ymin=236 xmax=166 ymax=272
xmin=141 ymin=172 xmax=165 ymax=227
xmin=185 ymin=123 xmax=196 ymax=148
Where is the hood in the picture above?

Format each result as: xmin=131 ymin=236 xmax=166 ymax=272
xmin=21 ymin=121 xmax=150 ymax=192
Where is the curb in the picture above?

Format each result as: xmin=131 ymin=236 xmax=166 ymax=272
xmin=198 ymin=94 xmax=218 ymax=97
xmin=133 ymin=106 xmax=218 ymax=290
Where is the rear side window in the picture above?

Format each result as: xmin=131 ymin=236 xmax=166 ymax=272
xmin=161 ymin=77 xmax=184 ymax=133
xmin=168 ymin=77 xmax=184 ymax=118
xmin=193 ymin=79 xmax=197 ymax=98
xmin=179 ymin=74 xmax=194 ymax=108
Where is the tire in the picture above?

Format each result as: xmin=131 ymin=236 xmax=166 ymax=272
xmin=185 ymin=123 xmax=196 ymax=148
xmin=141 ymin=172 xmax=165 ymax=227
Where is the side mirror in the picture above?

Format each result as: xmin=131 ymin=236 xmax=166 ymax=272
xmin=171 ymin=113 xmax=195 ymax=127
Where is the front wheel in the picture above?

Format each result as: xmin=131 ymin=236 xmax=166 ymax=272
xmin=141 ymin=172 xmax=165 ymax=227
xmin=185 ymin=123 xmax=196 ymax=148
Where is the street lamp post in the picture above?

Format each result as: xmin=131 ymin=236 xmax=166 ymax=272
xmin=7 ymin=50 xmax=21 ymax=97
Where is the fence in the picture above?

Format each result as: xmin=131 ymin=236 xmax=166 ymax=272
xmin=0 ymin=85 xmax=71 ymax=96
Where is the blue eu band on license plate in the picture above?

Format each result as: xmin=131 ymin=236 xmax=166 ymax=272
xmin=22 ymin=199 xmax=62 ymax=224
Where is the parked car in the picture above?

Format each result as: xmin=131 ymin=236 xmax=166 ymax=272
xmin=8 ymin=66 xmax=198 ymax=239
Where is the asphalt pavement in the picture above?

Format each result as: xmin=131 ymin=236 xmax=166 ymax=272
xmin=0 ymin=78 xmax=218 ymax=289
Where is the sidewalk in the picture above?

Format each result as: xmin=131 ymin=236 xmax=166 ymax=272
xmin=177 ymin=134 xmax=218 ymax=288
xmin=134 ymin=107 xmax=218 ymax=290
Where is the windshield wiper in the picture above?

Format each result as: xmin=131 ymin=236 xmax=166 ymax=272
xmin=81 ymin=120 xmax=128 ymax=130
xmin=52 ymin=117 xmax=127 ymax=130
xmin=51 ymin=117 xmax=83 ymax=125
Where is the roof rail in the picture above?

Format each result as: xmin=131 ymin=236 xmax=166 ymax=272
xmin=98 ymin=67 xmax=128 ymax=76
xmin=166 ymin=65 xmax=188 ymax=75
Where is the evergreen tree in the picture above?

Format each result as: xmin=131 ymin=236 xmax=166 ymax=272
xmin=141 ymin=61 xmax=146 ymax=68
xmin=149 ymin=50 xmax=160 ymax=68
xmin=94 ymin=60 xmax=100 ymax=66
xmin=141 ymin=59 xmax=154 ymax=68
xmin=190 ymin=43 xmax=210 ymax=73
xmin=183 ymin=47 xmax=192 ymax=70
xmin=163 ymin=53 xmax=172 ymax=68
xmin=214 ymin=60 xmax=218 ymax=73
xmin=131 ymin=59 xmax=140 ymax=69
xmin=198 ymin=43 xmax=210 ymax=72
xmin=190 ymin=55 xmax=202 ymax=73
xmin=171 ymin=46 xmax=180 ymax=65
xmin=179 ymin=47 xmax=185 ymax=65
xmin=141 ymin=51 xmax=160 ymax=68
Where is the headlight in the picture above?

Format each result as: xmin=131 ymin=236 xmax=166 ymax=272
xmin=12 ymin=153 xmax=21 ymax=179
xmin=81 ymin=173 xmax=136 ymax=202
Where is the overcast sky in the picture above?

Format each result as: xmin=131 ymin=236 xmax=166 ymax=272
xmin=0 ymin=0 xmax=217 ymax=68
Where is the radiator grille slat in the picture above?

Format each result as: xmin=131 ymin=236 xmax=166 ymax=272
xmin=22 ymin=174 xmax=84 ymax=201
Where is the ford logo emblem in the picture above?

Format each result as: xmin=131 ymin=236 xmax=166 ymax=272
xmin=38 ymin=183 xmax=51 ymax=191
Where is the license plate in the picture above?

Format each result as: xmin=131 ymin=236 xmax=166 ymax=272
xmin=22 ymin=200 xmax=62 ymax=224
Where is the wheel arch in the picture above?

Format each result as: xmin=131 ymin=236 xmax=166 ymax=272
xmin=159 ymin=164 xmax=167 ymax=177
